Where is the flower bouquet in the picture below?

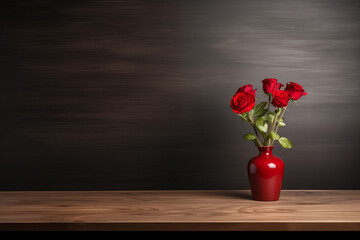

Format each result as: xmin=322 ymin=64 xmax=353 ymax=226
xmin=230 ymin=78 xmax=307 ymax=201
xmin=230 ymin=78 xmax=307 ymax=148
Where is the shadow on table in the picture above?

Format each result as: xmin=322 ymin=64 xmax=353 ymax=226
xmin=199 ymin=190 xmax=253 ymax=200
xmin=222 ymin=190 xmax=253 ymax=200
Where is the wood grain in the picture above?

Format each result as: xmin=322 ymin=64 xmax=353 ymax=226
xmin=0 ymin=190 xmax=359 ymax=231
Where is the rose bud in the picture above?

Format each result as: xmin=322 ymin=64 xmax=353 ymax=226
xmin=285 ymin=82 xmax=307 ymax=100
xmin=262 ymin=78 xmax=284 ymax=94
xmin=236 ymin=84 xmax=256 ymax=97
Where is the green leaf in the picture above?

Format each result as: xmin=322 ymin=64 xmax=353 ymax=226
xmin=253 ymin=102 xmax=267 ymax=117
xmin=278 ymin=117 xmax=286 ymax=127
xmin=243 ymin=133 xmax=256 ymax=140
xmin=258 ymin=108 xmax=268 ymax=118
xmin=248 ymin=110 xmax=254 ymax=123
xmin=253 ymin=139 xmax=261 ymax=147
xmin=255 ymin=117 xmax=268 ymax=133
xmin=238 ymin=113 xmax=249 ymax=122
xmin=267 ymin=112 xmax=276 ymax=123
xmin=278 ymin=137 xmax=293 ymax=149
xmin=278 ymin=121 xmax=286 ymax=127
xmin=269 ymin=131 xmax=280 ymax=140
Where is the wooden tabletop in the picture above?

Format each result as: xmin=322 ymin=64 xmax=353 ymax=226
xmin=0 ymin=190 xmax=359 ymax=231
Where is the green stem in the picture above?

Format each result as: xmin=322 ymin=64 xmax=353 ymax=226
xmin=248 ymin=110 xmax=264 ymax=146
xmin=266 ymin=94 xmax=272 ymax=137
xmin=265 ymin=108 xmax=281 ymax=145
xmin=272 ymin=108 xmax=281 ymax=131
xmin=274 ymin=107 xmax=286 ymax=134
xmin=251 ymin=123 xmax=263 ymax=146
xmin=259 ymin=129 xmax=267 ymax=145
xmin=271 ymin=107 xmax=287 ymax=145
xmin=263 ymin=94 xmax=273 ymax=146
xmin=267 ymin=94 xmax=271 ymax=112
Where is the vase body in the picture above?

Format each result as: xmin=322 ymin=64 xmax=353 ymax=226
xmin=247 ymin=146 xmax=284 ymax=201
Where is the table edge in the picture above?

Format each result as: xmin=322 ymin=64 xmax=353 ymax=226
xmin=1 ymin=222 xmax=359 ymax=231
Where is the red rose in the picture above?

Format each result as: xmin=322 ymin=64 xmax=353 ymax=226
xmin=271 ymin=90 xmax=290 ymax=108
xmin=230 ymin=92 xmax=255 ymax=114
xmin=236 ymin=84 xmax=256 ymax=97
xmin=262 ymin=78 xmax=284 ymax=94
xmin=285 ymin=82 xmax=307 ymax=100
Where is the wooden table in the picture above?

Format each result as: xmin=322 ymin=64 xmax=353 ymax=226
xmin=0 ymin=190 xmax=359 ymax=231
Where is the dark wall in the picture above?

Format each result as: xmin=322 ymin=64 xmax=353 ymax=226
xmin=1 ymin=0 xmax=359 ymax=190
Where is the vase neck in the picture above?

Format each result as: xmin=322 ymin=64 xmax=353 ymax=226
xmin=258 ymin=146 xmax=274 ymax=156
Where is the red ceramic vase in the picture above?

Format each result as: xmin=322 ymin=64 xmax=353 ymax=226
xmin=247 ymin=146 xmax=284 ymax=201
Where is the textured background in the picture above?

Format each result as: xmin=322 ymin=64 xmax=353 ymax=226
xmin=0 ymin=0 xmax=359 ymax=190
